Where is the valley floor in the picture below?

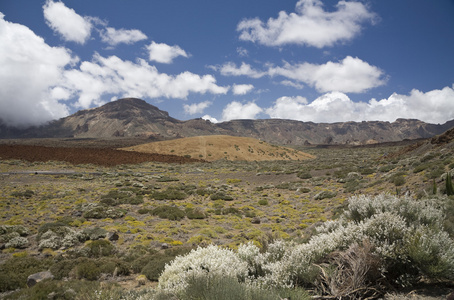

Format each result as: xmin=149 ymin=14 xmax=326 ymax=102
xmin=0 ymin=138 xmax=453 ymax=299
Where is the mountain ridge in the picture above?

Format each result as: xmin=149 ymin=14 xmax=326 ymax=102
xmin=1 ymin=98 xmax=453 ymax=145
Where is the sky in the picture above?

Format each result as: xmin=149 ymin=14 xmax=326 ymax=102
xmin=0 ymin=0 xmax=454 ymax=128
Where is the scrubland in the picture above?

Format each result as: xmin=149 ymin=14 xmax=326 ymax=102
xmin=0 ymin=140 xmax=453 ymax=299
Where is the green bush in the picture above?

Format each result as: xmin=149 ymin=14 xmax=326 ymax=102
xmin=82 ymin=227 xmax=107 ymax=240
xmin=4 ymin=280 xmax=107 ymax=300
xmin=10 ymin=189 xmax=35 ymax=198
xmin=258 ymin=199 xmax=269 ymax=206
xmin=297 ymin=171 xmax=312 ymax=179
xmin=83 ymin=206 xmax=125 ymax=219
xmin=138 ymin=247 xmax=193 ymax=281
xmin=179 ymin=274 xmax=310 ymax=300
xmin=50 ymin=257 xmax=129 ymax=281
xmin=156 ymin=176 xmax=179 ymax=182
xmin=151 ymin=187 xmax=187 ymax=200
xmin=76 ymin=260 xmax=101 ymax=280
xmin=84 ymin=239 xmax=114 ymax=257
xmin=141 ymin=255 xmax=174 ymax=281
xmin=151 ymin=205 xmax=185 ymax=220
xmin=100 ymin=189 xmax=143 ymax=206
xmin=137 ymin=207 xmax=151 ymax=214
xmin=185 ymin=207 xmax=206 ymax=219
xmin=210 ymin=192 xmax=234 ymax=201
xmin=0 ymin=256 xmax=52 ymax=292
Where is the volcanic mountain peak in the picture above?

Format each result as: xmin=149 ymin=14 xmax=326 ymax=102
xmin=74 ymin=98 xmax=175 ymax=121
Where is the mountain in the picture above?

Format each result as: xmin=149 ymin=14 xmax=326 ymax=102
xmin=1 ymin=98 xmax=453 ymax=145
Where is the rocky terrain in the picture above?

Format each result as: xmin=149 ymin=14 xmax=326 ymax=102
xmin=1 ymin=98 xmax=453 ymax=145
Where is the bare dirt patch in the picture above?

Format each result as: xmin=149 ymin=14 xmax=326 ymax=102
xmin=122 ymin=135 xmax=315 ymax=161
xmin=0 ymin=144 xmax=203 ymax=166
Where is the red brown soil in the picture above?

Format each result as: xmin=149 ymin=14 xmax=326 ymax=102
xmin=0 ymin=144 xmax=204 ymax=166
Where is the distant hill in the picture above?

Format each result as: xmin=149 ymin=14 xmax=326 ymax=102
xmin=1 ymin=97 xmax=453 ymax=145
xmin=121 ymin=135 xmax=315 ymax=161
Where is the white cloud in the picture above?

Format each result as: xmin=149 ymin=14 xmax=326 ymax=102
xmin=222 ymin=101 xmax=263 ymax=121
xmin=218 ymin=62 xmax=266 ymax=78
xmin=202 ymin=115 xmax=219 ymax=123
xmin=146 ymin=41 xmax=188 ymax=64
xmin=0 ymin=14 xmax=75 ymax=127
xmin=43 ymin=0 xmax=92 ymax=44
xmin=237 ymin=0 xmax=376 ymax=47
xmin=269 ymin=56 xmax=386 ymax=93
xmin=219 ymin=56 xmax=385 ymax=93
xmin=184 ymin=101 xmax=212 ymax=115
xmin=62 ymin=53 xmax=228 ymax=108
xmin=265 ymin=86 xmax=454 ymax=124
xmin=100 ymin=27 xmax=147 ymax=46
xmin=236 ymin=47 xmax=249 ymax=57
xmin=233 ymin=84 xmax=254 ymax=95
xmin=280 ymin=80 xmax=304 ymax=89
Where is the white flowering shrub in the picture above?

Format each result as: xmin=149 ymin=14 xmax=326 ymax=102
xmin=157 ymin=244 xmax=249 ymax=294
xmin=156 ymin=193 xmax=454 ymax=298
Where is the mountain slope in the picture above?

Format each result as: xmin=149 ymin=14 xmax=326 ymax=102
xmin=1 ymin=98 xmax=453 ymax=145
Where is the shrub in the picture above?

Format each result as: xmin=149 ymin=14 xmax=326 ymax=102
xmin=152 ymin=193 xmax=454 ymax=299
xmin=0 ymin=225 xmax=29 ymax=237
xmin=314 ymin=190 xmax=337 ymax=200
xmin=100 ymin=189 xmax=143 ymax=205
xmin=446 ymin=172 xmax=454 ymax=196
xmin=390 ymin=174 xmax=405 ymax=186
xmin=185 ymin=207 xmax=206 ymax=219
xmin=137 ymin=207 xmax=151 ymax=214
xmin=50 ymin=257 xmax=129 ymax=281
xmin=210 ymin=192 xmax=234 ymax=201
xmin=10 ymin=189 xmax=35 ymax=198
xmin=37 ymin=222 xmax=86 ymax=250
xmin=158 ymin=245 xmax=249 ymax=294
xmin=84 ymin=239 xmax=115 ymax=257
xmin=151 ymin=187 xmax=187 ymax=200
xmin=258 ymin=199 xmax=269 ymax=206
xmin=141 ymin=255 xmax=175 ymax=281
xmin=151 ymin=205 xmax=185 ymax=221
xmin=5 ymin=236 xmax=29 ymax=249
xmin=178 ymin=274 xmax=309 ymax=300
xmin=4 ymin=280 xmax=112 ymax=300
xmin=76 ymin=260 xmax=101 ymax=280
xmin=0 ymin=256 xmax=52 ymax=292
xmin=82 ymin=227 xmax=107 ymax=240
xmin=297 ymin=171 xmax=312 ymax=179
xmin=83 ymin=205 xmax=125 ymax=219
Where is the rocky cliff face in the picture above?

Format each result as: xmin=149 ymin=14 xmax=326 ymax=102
xmin=1 ymin=98 xmax=453 ymax=145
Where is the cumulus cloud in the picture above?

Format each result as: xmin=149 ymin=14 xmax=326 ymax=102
xmin=146 ymin=41 xmax=189 ymax=64
xmin=62 ymin=53 xmax=228 ymax=108
xmin=237 ymin=0 xmax=376 ymax=47
xmin=221 ymin=101 xmax=263 ymax=121
xmin=184 ymin=101 xmax=212 ymax=115
xmin=218 ymin=56 xmax=385 ymax=93
xmin=202 ymin=115 xmax=219 ymax=123
xmin=100 ymin=27 xmax=147 ymax=46
xmin=43 ymin=0 xmax=92 ymax=44
xmin=0 ymin=14 xmax=75 ymax=127
xmin=269 ymin=56 xmax=386 ymax=93
xmin=265 ymin=86 xmax=454 ymax=124
xmin=233 ymin=84 xmax=254 ymax=95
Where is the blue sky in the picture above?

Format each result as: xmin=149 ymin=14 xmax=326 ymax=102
xmin=1 ymin=0 xmax=453 ymax=127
